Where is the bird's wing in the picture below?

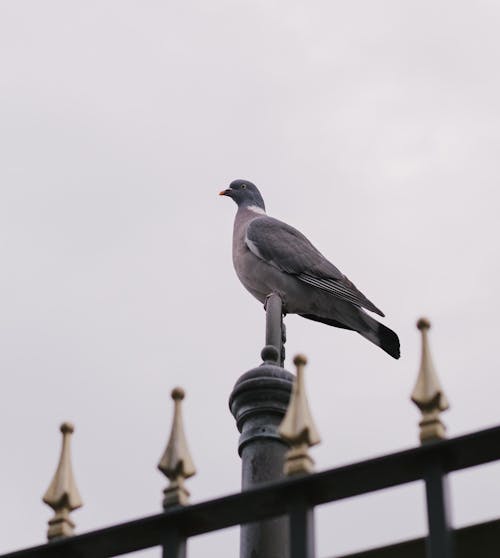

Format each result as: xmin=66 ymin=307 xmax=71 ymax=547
xmin=246 ymin=216 xmax=385 ymax=316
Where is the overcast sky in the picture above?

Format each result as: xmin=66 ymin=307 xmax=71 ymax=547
xmin=1 ymin=1 xmax=500 ymax=557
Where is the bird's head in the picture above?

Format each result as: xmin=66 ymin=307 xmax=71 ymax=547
xmin=219 ymin=179 xmax=266 ymax=212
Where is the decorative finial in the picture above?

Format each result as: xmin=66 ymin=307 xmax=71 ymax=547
xmin=42 ymin=422 xmax=83 ymax=540
xmin=158 ymin=387 xmax=196 ymax=508
xmin=279 ymin=354 xmax=321 ymax=475
xmin=411 ymin=318 xmax=450 ymax=444
xmin=261 ymin=344 xmax=280 ymax=364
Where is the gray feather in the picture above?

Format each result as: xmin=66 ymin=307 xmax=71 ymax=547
xmin=245 ymin=216 xmax=384 ymax=316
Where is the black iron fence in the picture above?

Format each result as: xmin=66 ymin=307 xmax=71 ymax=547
xmin=2 ymin=424 xmax=500 ymax=558
xmin=2 ymin=307 xmax=499 ymax=558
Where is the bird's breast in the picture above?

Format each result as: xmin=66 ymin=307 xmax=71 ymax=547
xmin=231 ymin=213 xmax=270 ymax=302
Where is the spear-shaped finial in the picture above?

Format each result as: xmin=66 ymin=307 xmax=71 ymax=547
xmin=42 ymin=422 xmax=83 ymax=540
xmin=411 ymin=318 xmax=450 ymax=444
xmin=158 ymin=387 xmax=196 ymax=508
xmin=279 ymin=354 xmax=321 ymax=475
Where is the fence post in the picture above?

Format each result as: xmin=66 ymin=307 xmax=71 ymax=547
xmin=280 ymin=354 xmax=321 ymax=558
xmin=229 ymin=293 xmax=294 ymax=558
xmin=411 ymin=318 xmax=454 ymax=558
xmin=158 ymin=387 xmax=195 ymax=558
xmin=289 ymin=504 xmax=315 ymax=558
xmin=424 ymin=462 xmax=454 ymax=558
xmin=161 ymin=529 xmax=187 ymax=558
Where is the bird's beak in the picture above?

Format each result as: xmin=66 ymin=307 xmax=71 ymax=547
xmin=219 ymin=189 xmax=231 ymax=197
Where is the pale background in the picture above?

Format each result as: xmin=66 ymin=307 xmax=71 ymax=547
xmin=1 ymin=1 xmax=499 ymax=556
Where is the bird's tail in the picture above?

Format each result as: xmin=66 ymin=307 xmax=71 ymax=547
xmin=300 ymin=310 xmax=400 ymax=359
xmin=356 ymin=312 xmax=400 ymax=359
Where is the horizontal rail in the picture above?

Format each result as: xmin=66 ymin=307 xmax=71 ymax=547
xmin=2 ymin=425 xmax=500 ymax=558
xmin=335 ymin=518 xmax=500 ymax=558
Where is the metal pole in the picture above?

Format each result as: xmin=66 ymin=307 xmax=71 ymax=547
xmin=265 ymin=293 xmax=284 ymax=360
xmin=424 ymin=462 xmax=454 ymax=558
xmin=289 ymin=504 xmax=316 ymax=558
xmin=161 ymin=529 xmax=186 ymax=558
xmin=230 ymin=294 xmax=294 ymax=558
xmin=265 ymin=293 xmax=287 ymax=366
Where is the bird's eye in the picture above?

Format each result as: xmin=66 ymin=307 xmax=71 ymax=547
xmin=241 ymin=184 xmax=247 ymax=189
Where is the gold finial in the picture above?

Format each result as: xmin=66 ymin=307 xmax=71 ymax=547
xmin=42 ymin=422 xmax=83 ymax=540
xmin=279 ymin=354 xmax=321 ymax=475
xmin=158 ymin=387 xmax=196 ymax=508
xmin=411 ymin=318 xmax=450 ymax=444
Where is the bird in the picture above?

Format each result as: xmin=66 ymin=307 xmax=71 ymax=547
xmin=219 ymin=179 xmax=400 ymax=359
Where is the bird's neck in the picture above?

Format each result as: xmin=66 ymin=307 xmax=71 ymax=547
xmin=234 ymin=206 xmax=267 ymax=238
xmin=238 ymin=203 xmax=267 ymax=216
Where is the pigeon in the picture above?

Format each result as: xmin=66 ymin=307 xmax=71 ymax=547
xmin=219 ymin=179 xmax=400 ymax=359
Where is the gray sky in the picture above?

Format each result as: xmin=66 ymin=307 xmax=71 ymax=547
xmin=1 ymin=1 xmax=500 ymax=556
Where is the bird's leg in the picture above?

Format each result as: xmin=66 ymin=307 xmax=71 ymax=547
xmin=280 ymin=320 xmax=286 ymax=367
xmin=263 ymin=293 xmax=272 ymax=312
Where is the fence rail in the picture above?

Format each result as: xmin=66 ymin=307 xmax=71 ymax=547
xmin=336 ymin=518 xmax=500 ymax=558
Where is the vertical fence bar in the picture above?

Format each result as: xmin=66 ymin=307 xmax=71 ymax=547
xmin=289 ymin=504 xmax=315 ymax=558
xmin=424 ymin=462 xmax=454 ymax=558
xmin=411 ymin=318 xmax=454 ymax=558
xmin=161 ymin=529 xmax=186 ymax=558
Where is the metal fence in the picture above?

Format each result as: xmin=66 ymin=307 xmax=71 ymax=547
xmin=2 ymin=426 xmax=500 ymax=558
xmin=2 ymin=303 xmax=499 ymax=558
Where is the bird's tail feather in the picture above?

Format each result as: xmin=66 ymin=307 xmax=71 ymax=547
xmin=300 ymin=310 xmax=400 ymax=360
xmin=300 ymin=313 xmax=354 ymax=331
xmin=356 ymin=313 xmax=400 ymax=359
